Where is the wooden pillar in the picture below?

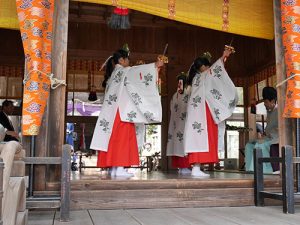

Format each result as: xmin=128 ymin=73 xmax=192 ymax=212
xmin=47 ymin=0 xmax=69 ymax=183
xmin=23 ymin=70 xmax=49 ymax=191
xmin=34 ymin=111 xmax=49 ymax=191
xmin=243 ymin=84 xmax=250 ymax=144
xmin=160 ymin=62 xmax=169 ymax=171
xmin=60 ymin=145 xmax=71 ymax=222
xmin=273 ymin=0 xmax=293 ymax=148
xmin=161 ymin=96 xmax=169 ymax=171
xmin=0 ymin=158 xmax=4 ymax=225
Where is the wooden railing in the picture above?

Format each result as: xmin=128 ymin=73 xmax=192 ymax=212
xmin=25 ymin=144 xmax=71 ymax=222
xmin=254 ymin=146 xmax=300 ymax=214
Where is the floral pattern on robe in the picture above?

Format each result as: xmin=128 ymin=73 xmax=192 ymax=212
xmin=184 ymin=59 xmax=238 ymax=153
xmin=167 ymin=90 xmax=190 ymax=157
xmin=90 ymin=63 xmax=161 ymax=152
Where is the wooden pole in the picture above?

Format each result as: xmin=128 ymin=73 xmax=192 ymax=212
xmin=0 ymin=158 xmax=4 ymax=225
xmin=60 ymin=145 xmax=71 ymax=222
xmin=254 ymin=148 xmax=264 ymax=206
xmin=273 ymin=0 xmax=293 ymax=148
xmin=34 ymin=110 xmax=50 ymax=191
xmin=48 ymin=0 xmax=69 ymax=183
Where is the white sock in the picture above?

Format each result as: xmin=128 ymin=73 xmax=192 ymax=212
xmin=191 ymin=165 xmax=209 ymax=177
xmin=179 ymin=168 xmax=192 ymax=174
xmin=115 ymin=167 xmax=134 ymax=177
xmin=110 ymin=167 xmax=117 ymax=177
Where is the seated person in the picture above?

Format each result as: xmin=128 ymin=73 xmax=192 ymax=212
xmin=245 ymin=124 xmax=273 ymax=173
xmin=0 ymin=124 xmax=6 ymax=141
xmin=0 ymin=100 xmax=19 ymax=142
xmin=245 ymin=87 xmax=278 ymax=174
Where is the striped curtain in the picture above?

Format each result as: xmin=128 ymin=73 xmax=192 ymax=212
xmin=1 ymin=0 xmax=274 ymax=39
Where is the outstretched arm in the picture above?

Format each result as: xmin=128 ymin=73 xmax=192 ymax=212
xmin=6 ymin=130 xmax=19 ymax=139
xmin=221 ymin=49 xmax=232 ymax=63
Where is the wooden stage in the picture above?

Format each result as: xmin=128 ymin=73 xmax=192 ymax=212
xmin=69 ymin=170 xmax=281 ymax=210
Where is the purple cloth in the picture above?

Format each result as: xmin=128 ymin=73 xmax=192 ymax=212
xmin=67 ymin=102 xmax=101 ymax=116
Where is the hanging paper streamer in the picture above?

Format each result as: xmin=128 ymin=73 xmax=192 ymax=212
xmin=108 ymin=0 xmax=130 ymax=29
xmin=222 ymin=0 xmax=229 ymax=31
xmin=168 ymin=0 xmax=176 ymax=19
xmin=16 ymin=0 xmax=55 ymax=135
xmin=112 ymin=0 xmax=118 ymax=6
xmin=281 ymin=0 xmax=300 ymax=118
xmin=108 ymin=7 xmax=130 ymax=29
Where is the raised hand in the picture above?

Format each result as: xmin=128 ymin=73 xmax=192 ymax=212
xmin=222 ymin=45 xmax=235 ymax=62
xmin=156 ymin=55 xmax=168 ymax=68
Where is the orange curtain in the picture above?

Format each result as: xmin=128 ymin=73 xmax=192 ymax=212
xmin=16 ymin=0 xmax=54 ymax=135
xmin=281 ymin=1 xmax=300 ymax=118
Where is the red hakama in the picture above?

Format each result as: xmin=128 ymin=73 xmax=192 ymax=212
xmin=189 ymin=103 xmax=219 ymax=164
xmin=97 ymin=110 xmax=139 ymax=167
xmin=172 ymin=156 xmax=190 ymax=168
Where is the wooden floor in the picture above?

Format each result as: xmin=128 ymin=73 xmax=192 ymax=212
xmin=71 ymin=168 xmax=278 ymax=181
xmin=71 ymin=155 xmax=277 ymax=181
xmin=29 ymin=170 xmax=295 ymax=224
xmin=28 ymin=206 xmax=300 ymax=225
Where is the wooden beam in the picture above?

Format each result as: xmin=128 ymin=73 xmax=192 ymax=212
xmin=273 ymin=0 xmax=293 ymax=149
xmin=24 ymin=157 xmax=62 ymax=165
xmin=0 ymin=56 xmax=24 ymax=66
xmin=68 ymin=14 xmax=196 ymax=29
xmin=77 ymin=2 xmax=82 ymax=18
xmin=67 ymin=49 xmax=179 ymax=63
xmin=103 ymin=5 xmax=110 ymax=21
xmin=66 ymin=116 xmax=97 ymax=123
xmin=293 ymin=157 xmax=300 ymax=164
xmin=26 ymin=199 xmax=60 ymax=209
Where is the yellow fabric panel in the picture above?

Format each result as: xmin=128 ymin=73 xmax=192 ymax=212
xmin=77 ymin=0 xmax=274 ymax=39
xmin=0 ymin=0 xmax=19 ymax=30
xmin=228 ymin=1 xmax=274 ymax=39
xmin=0 ymin=0 xmax=274 ymax=39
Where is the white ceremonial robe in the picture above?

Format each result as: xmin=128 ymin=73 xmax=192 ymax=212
xmin=90 ymin=63 xmax=162 ymax=151
xmin=166 ymin=91 xmax=190 ymax=157
xmin=184 ymin=59 xmax=238 ymax=153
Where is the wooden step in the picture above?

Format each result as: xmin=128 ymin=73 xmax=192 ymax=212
xmin=70 ymin=188 xmax=253 ymax=210
xmin=26 ymin=197 xmax=61 ymax=209
xmin=70 ymin=178 xmax=281 ymax=210
xmin=71 ymin=178 xmax=280 ymax=191
xmin=16 ymin=210 xmax=28 ymax=225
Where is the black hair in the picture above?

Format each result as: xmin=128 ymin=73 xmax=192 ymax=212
xmin=102 ymin=49 xmax=129 ymax=88
xmin=177 ymin=73 xmax=187 ymax=88
xmin=187 ymin=56 xmax=211 ymax=85
xmin=2 ymin=100 xmax=13 ymax=108
xmin=262 ymin=86 xmax=277 ymax=102
xmin=256 ymin=123 xmax=263 ymax=134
